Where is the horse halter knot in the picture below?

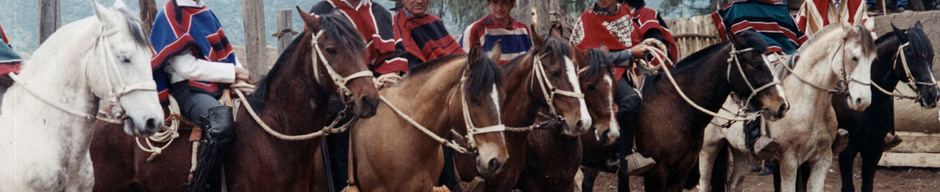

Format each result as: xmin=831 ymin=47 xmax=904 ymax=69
xmin=530 ymin=53 xmax=585 ymax=116
xmin=310 ymin=30 xmax=373 ymax=98
xmin=726 ymin=45 xmax=780 ymax=108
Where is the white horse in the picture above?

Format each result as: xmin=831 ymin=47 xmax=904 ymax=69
xmin=0 ymin=1 xmax=163 ymax=191
xmin=697 ymin=23 xmax=877 ymax=192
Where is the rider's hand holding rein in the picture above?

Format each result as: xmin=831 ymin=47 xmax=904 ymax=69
xmin=608 ymin=44 xmax=651 ymax=68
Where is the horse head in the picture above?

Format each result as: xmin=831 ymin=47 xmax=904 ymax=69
xmin=727 ymin=30 xmax=789 ymax=120
xmin=456 ymin=43 xmax=508 ymax=177
xmin=89 ymin=0 xmax=163 ymax=136
xmin=892 ymin=22 xmax=938 ymax=108
xmin=297 ymin=8 xmax=379 ymax=118
xmin=574 ymin=45 xmax=619 ymax=146
xmin=839 ymin=23 xmax=877 ymax=111
xmin=529 ymin=23 xmax=591 ymax=136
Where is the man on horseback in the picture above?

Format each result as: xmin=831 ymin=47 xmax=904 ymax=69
xmin=392 ymin=0 xmax=465 ymax=70
xmin=309 ymin=0 xmax=402 ymax=190
xmin=570 ymin=0 xmax=677 ymax=180
xmin=0 ymin=21 xmax=22 ymax=99
xmin=149 ymin=0 xmax=250 ymax=191
xmin=459 ymin=0 xmax=532 ymax=65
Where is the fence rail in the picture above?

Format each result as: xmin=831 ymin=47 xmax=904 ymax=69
xmin=665 ymin=15 xmax=721 ymax=60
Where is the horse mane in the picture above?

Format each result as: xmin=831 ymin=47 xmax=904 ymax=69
xmin=906 ymin=26 xmax=934 ymax=61
xmin=542 ymin=38 xmax=573 ymax=63
xmin=464 ymin=53 xmax=503 ymax=102
xmin=583 ymin=49 xmax=613 ymax=77
xmin=114 ymin=6 xmax=148 ymax=45
xmin=247 ymin=13 xmax=366 ymax=112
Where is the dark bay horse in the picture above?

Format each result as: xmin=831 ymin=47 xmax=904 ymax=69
xmin=346 ymin=44 xmax=508 ymax=191
xmin=516 ymin=47 xmax=618 ymax=191
xmin=454 ymin=25 xmax=593 ymax=191
xmin=90 ymin=9 xmax=380 ymax=191
xmin=835 ymin=22 xmax=938 ymax=192
xmin=635 ymin=30 xmax=789 ymax=191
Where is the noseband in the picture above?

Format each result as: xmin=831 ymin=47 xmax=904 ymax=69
xmin=458 ymin=76 xmax=506 ymax=151
xmin=726 ymin=45 xmax=780 ymax=109
xmin=310 ymin=30 xmax=374 ymax=99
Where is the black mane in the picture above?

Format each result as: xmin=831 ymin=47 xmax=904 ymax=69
xmin=464 ymin=53 xmax=503 ymax=103
xmin=583 ymin=49 xmax=613 ymax=77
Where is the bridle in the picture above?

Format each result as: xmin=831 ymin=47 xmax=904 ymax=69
xmin=726 ymin=45 xmax=781 ymax=109
xmin=310 ymin=30 xmax=373 ymax=99
xmin=892 ymin=42 xmax=937 ymax=98
xmin=782 ymin=38 xmax=866 ymax=94
xmin=8 ymin=24 xmax=157 ymax=132
xmin=457 ymin=75 xmax=506 ymax=151
xmin=529 ymin=53 xmax=585 ymax=117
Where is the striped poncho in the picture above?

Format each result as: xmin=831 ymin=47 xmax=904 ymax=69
xmin=393 ymin=9 xmax=464 ymax=70
xmin=0 ymin=22 xmax=20 ymax=76
xmin=460 ymin=14 xmax=532 ymax=65
xmin=150 ymin=1 xmax=236 ymax=104
xmin=712 ymin=0 xmax=807 ymax=54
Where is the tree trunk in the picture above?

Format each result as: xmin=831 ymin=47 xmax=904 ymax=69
xmin=39 ymin=0 xmax=60 ymax=44
xmin=242 ymin=0 xmax=267 ymax=80
xmin=138 ymin=0 xmax=158 ymax=38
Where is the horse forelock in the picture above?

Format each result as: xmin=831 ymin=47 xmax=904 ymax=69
xmin=906 ymin=27 xmax=934 ymax=63
xmin=464 ymin=53 xmax=503 ymax=103
xmin=854 ymin=25 xmax=876 ymax=57
xmin=114 ymin=6 xmax=148 ymax=46
xmin=583 ymin=49 xmax=613 ymax=77
xmin=317 ymin=14 xmax=366 ymax=53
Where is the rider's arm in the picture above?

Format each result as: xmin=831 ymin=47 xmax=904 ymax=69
xmin=609 ymin=49 xmax=632 ymax=67
xmin=165 ymin=49 xmax=236 ymax=83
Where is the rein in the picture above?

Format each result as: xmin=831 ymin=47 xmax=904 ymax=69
xmin=7 ymin=25 xmax=157 ymax=128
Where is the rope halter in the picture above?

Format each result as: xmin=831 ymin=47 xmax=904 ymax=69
xmin=529 ymin=53 xmax=585 ymax=116
xmin=893 ymin=42 xmax=937 ymax=99
xmin=310 ymin=30 xmax=373 ymax=98
xmin=459 ymin=76 xmax=506 ymax=150
xmin=726 ymin=45 xmax=781 ymax=108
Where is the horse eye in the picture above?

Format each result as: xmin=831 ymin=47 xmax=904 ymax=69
xmin=118 ymin=55 xmax=131 ymax=63
xmin=325 ymin=47 xmax=337 ymax=54
xmin=550 ymin=71 xmax=560 ymax=77
xmin=851 ymin=57 xmax=858 ymax=62
xmin=586 ymin=84 xmax=595 ymax=90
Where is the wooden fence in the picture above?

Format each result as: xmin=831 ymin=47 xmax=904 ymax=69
xmin=665 ymin=15 xmax=722 ymax=60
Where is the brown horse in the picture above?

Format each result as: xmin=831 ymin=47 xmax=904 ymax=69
xmin=634 ymin=30 xmax=789 ymax=191
xmin=90 ymin=9 xmax=379 ymax=191
xmin=454 ymin=24 xmax=592 ymax=191
xmin=346 ymin=44 xmax=508 ymax=191
xmin=516 ymin=47 xmax=618 ymax=191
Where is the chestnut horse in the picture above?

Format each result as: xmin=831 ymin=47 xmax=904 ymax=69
xmin=346 ymin=44 xmax=508 ymax=191
xmin=516 ymin=47 xmax=618 ymax=191
xmin=835 ymin=22 xmax=937 ymax=192
xmin=90 ymin=9 xmax=379 ymax=191
xmin=454 ymin=24 xmax=593 ymax=192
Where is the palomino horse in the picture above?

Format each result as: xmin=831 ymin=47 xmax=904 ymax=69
xmin=454 ymin=24 xmax=593 ymax=192
xmin=0 ymin=1 xmax=163 ymax=191
xmin=90 ymin=9 xmax=379 ymax=191
xmin=516 ymin=47 xmax=618 ymax=191
xmin=697 ymin=23 xmax=877 ymax=192
xmin=347 ymin=44 xmax=508 ymax=191
xmin=633 ymin=29 xmax=789 ymax=191
xmin=836 ymin=22 xmax=937 ymax=192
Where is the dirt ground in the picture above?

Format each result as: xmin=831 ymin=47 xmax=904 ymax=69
xmin=587 ymin=156 xmax=940 ymax=192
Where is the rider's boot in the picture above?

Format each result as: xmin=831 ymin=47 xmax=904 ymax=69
xmin=883 ymin=132 xmax=903 ymax=151
xmin=832 ymin=128 xmax=850 ymax=153
xmin=190 ymin=106 xmax=236 ymax=192
xmin=618 ymin=109 xmax=655 ymax=176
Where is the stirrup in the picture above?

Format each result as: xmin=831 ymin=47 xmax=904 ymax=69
xmin=625 ymin=153 xmax=655 ymax=176
xmin=753 ymin=136 xmax=778 ymax=160
xmin=883 ymin=132 xmax=903 ymax=151
xmin=432 ymin=185 xmax=451 ymax=192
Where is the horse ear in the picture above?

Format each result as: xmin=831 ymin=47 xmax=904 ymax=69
xmin=730 ymin=31 xmax=748 ymax=48
xmin=92 ymin=0 xmax=115 ymax=27
xmin=469 ymin=43 xmax=483 ymax=69
xmin=891 ymin=24 xmax=907 ymax=41
xmin=915 ymin=21 xmax=924 ymax=30
xmin=549 ymin=23 xmax=564 ymax=39
xmin=488 ymin=40 xmax=502 ymax=62
xmin=530 ymin=24 xmax=544 ymax=49
xmin=296 ymin=6 xmax=321 ymax=31
xmin=112 ymin=0 xmax=127 ymax=9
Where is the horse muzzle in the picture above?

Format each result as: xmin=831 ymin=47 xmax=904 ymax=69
xmin=355 ymin=95 xmax=379 ymax=118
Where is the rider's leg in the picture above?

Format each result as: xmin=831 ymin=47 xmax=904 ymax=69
xmin=172 ymin=83 xmax=234 ymax=192
xmin=615 ymin=77 xmax=654 ymax=177
xmin=325 ymin=94 xmax=351 ymax=191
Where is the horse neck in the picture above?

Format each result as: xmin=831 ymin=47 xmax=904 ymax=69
xmin=391 ymin=58 xmax=466 ymax=137
xmin=259 ymin=37 xmax=331 ymax=141
xmin=872 ymin=36 xmax=903 ymax=92
xmin=500 ymin=55 xmax=541 ymax=127
xmin=645 ymin=45 xmax=733 ymax=128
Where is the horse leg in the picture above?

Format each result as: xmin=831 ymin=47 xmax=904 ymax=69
xmin=580 ymin=168 xmax=599 ymax=192
xmin=807 ymin=154 xmax=833 ymax=192
xmin=838 ymin=144 xmax=858 ymax=192
xmin=642 ymin=165 xmax=669 ymax=192
xmin=859 ymin=149 xmax=882 ymax=192
xmin=779 ymin=157 xmax=800 ymax=192
xmin=697 ymin=136 xmax=724 ymax=192
xmin=728 ymin=148 xmax=752 ymax=192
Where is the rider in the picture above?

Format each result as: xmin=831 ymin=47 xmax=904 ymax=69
xmin=150 ymin=0 xmax=250 ymax=191
xmin=459 ymin=0 xmax=532 ymax=65
xmin=570 ymin=0 xmax=677 ymax=180
xmin=796 ymin=0 xmax=875 ymax=37
xmin=309 ymin=0 xmax=402 ymax=190
xmin=392 ymin=0 xmax=465 ymax=70
xmin=0 ymin=21 xmax=22 ymax=100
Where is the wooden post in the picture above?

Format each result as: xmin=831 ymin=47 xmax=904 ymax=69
xmin=39 ymin=0 xmax=60 ymax=44
xmin=242 ymin=0 xmax=267 ymax=80
xmin=139 ymin=0 xmax=158 ymax=38
xmin=272 ymin=9 xmax=297 ymax=54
